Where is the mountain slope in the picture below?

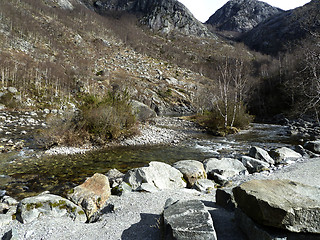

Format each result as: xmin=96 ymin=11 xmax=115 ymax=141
xmin=81 ymin=0 xmax=213 ymax=37
xmin=206 ymin=0 xmax=283 ymax=33
xmin=241 ymin=0 xmax=320 ymax=54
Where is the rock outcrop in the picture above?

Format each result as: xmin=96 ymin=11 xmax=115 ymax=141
xmin=206 ymin=0 xmax=283 ymax=32
xmin=67 ymin=173 xmax=111 ymax=219
xmin=81 ymin=0 xmax=212 ymax=37
xmin=233 ymin=179 xmax=320 ymax=233
xmin=16 ymin=193 xmax=87 ymax=223
xmin=163 ymin=199 xmax=217 ymax=240
xmin=123 ymin=161 xmax=187 ymax=190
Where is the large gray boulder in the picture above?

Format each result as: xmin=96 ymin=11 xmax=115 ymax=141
xmin=233 ymin=179 xmax=320 ymax=233
xmin=16 ymin=194 xmax=87 ymax=223
xmin=131 ymin=100 xmax=157 ymax=121
xmin=163 ymin=199 xmax=217 ymax=240
xmin=235 ymin=208 xmax=320 ymax=240
xmin=203 ymin=158 xmax=248 ymax=178
xmin=241 ymin=156 xmax=270 ymax=173
xmin=304 ymin=140 xmax=320 ymax=154
xmin=269 ymin=147 xmax=302 ymax=164
xmin=249 ymin=146 xmax=274 ymax=165
xmin=123 ymin=161 xmax=187 ymax=190
xmin=68 ymin=173 xmax=111 ymax=219
xmin=172 ymin=160 xmax=207 ymax=187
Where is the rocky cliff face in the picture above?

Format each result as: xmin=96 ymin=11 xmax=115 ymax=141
xmin=241 ymin=0 xmax=320 ymax=54
xmin=206 ymin=0 xmax=283 ymax=33
xmin=81 ymin=0 xmax=212 ymax=37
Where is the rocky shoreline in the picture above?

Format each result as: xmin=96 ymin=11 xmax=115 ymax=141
xmin=0 ymin=141 xmax=320 ymax=239
xmin=0 ymin=111 xmax=320 ymax=239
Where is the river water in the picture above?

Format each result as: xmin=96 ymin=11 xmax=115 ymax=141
xmin=0 ymin=115 xmax=295 ymax=200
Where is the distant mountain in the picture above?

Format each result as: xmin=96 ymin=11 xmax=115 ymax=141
xmin=206 ymin=0 xmax=283 ymax=33
xmin=241 ymin=0 xmax=320 ymax=54
xmin=81 ymin=0 xmax=213 ymax=37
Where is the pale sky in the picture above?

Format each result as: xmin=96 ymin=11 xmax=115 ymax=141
xmin=178 ymin=0 xmax=312 ymax=22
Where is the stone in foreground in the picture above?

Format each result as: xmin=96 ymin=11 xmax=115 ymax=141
xmin=124 ymin=161 xmax=186 ymax=190
xmin=233 ymin=179 xmax=320 ymax=233
xmin=68 ymin=173 xmax=111 ymax=219
xmin=235 ymin=208 xmax=320 ymax=240
xmin=173 ymin=160 xmax=207 ymax=187
xmin=16 ymin=194 xmax=87 ymax=223
xmin=163 ymin=199 xmax=217 ymax=240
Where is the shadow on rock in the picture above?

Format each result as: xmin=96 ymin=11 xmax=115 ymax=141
xmin=202 ymin=200 xmax=248 ymax=240
xmin=121 ymin=213 xmax=161 ymax=240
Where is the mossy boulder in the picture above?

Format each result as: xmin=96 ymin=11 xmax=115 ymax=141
xmin=16 ymin=193 xmax=87 ymax=223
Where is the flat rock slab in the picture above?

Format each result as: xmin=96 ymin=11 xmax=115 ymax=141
xmin=233 ymin=179 xmax=320 ymax=233
xmin=163 ymin=199 xmax=217 ymax=240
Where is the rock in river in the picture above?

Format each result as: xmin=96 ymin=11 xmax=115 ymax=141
xmin=233 ymin=179 xmax=320 ymax=233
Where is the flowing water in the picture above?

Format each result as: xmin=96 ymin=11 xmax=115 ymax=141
xmin=0 ymin=115 xmax=295 ymax=200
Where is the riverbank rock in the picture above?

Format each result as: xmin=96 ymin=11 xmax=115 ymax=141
xmin=123 ymin=161 xmax=187 ymax=190
xmin=204 ymin=158 xmax=248 ymax=178
xmin=216 ymin=188 xmax=236 ymax=211
xmin=172 ymin=160 xmax=207 ymax=187
xmin=269 ymin=147 xmax=302 ymax=164
xmin=193 ymin=179 xmax=215 ymax=193
xmin=131 ymin=100 xmax=157 ymax=121
xmin=0 ymin=195 xmax=18 ymax=227
xmin=163 ymin=199 xmax=217 ymax=240
xmin=304 ymin=140 xmax=320 ymax=154
xmin=233 ymin=179 xmax=320 ymax=233
xmin=106 ymin=168 xmax=125 ymax=188
xmin=241 ymin=156 xmax=270 ymax=173
xmin=249 ymin=146 xmax=274 ymax=165
xmin=16 ymin=193 xmax=87 ymax=224
xmin=235 ymin=208 xmax=320 ymax=240
xmin=68 ymin=173 xmax=111 ymax=219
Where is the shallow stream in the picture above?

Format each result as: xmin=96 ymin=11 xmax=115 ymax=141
xmin=0 ymin=115 xmax=296 ymax=200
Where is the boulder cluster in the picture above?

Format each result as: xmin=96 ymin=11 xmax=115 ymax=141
xmin=1 ymin=141 xmax=319 ymax=239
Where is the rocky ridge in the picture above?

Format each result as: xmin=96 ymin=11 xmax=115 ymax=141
xmin=81 ymin=0 xmax=213 ymax=37
xmin=241 ymin=0 xmax=320 ymax=54
xmin=206 ymin=0 xmax=283 ymax=33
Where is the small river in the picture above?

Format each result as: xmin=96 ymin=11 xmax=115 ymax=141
xmin=0 ymin=115 xmax=296 ymax=200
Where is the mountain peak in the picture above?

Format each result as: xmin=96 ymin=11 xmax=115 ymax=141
xmin=81 ymin=0 xmax=213 ymax=37
xmin=206 ymin=0 xmax=283 ymax=33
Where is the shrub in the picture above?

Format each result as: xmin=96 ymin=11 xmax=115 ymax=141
xmin=37 ymin=91 xmax=137 ymax=147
